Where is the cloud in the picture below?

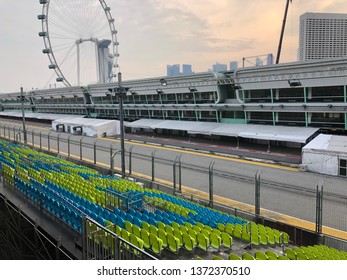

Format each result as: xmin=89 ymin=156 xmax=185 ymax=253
xmin=1 ymin=0 xmax=347 ymax=91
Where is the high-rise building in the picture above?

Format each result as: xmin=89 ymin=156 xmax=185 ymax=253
xmin=230 ymin=61 xmax=238 ymax=71
xmin=167 ymin=64 xmax=180 ymax=76
xmin=182 ymin=64 xmax=193 ymax=75
xmin=212 ymin=62 xmax=227 ymax=73
xmin=299 ymin=13 xmax=347 ymax=60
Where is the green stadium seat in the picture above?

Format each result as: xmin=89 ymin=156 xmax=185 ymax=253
xmin=241 ymin=230 xmax=251 ymax=243
xmin=251 ymin=232 xmax=260 ymax=247
xmin=180 ymin=225 xmax=188 ymax=234
xmin=167 ymin=233 xmax=180 ymax=254
xmin=188 ymin=228 xmax=198 ymax=246
xmin=285 ymin=248 xmax=296 ymax=260
xmin=124 ymin=220 xmax=133 ymax=234
xmin=150 ymin=224 xmax=158 ymax=236
xmin=255 ymin=251 xmax=268 ymax=260
xmin=242 ymin=252 xmax=255 ymax=260
xmin=217 ymin=222 xmax=225 ymax=232
xmin=259 ymin=232 xmax=268 ymax=246
xmin=212 ymin=228 xmax=221 ymax=236
xmin=174 ymin=228 xmax=183 ymax=246
xmin=140 ymin=229 xmax=150 ymax=249
xmin=149 ymin=233 xmax=163 ymax=255
xmin=196 ymin=222 xmax=205 ymax=229
xmin=142 ymin=221 xmax=150 ymax=232
xmin=183 ymin=232 xmax=195 ymax=252
xmin=184 ymin=222 xmax=193 ymax=229
xmin=115 ymin=225 xmax=122 ymax=236
xmin=197 ymin=232 xmax=209 ymax=251
xmin=201 ymin=228 xmax=210 ymax=238
xmin=213 ymin=255 xmax=224 ymax=260
xmin=283 ymin=232 xmax=290 ymax=244
xmin=158 ymin=229 xmax=168 ymax=247
xmin=204 ymin=225 xmax=212 ymax=232
xmin=296 ymin=252 xmax=308 ymax=260
xmin=130 ymin=234 xmax=144 ymax=256
xmin=172 ymin=221 xmax=180 ymax=230
xmin=157 ymin=221 xmax=166 ymax=231
xmin=229 ymin=253 xmax=242 ymax=260
xmin=267 ymin=232 xmax=276 ymax=246
xmin=233 ymin=227 xmax=242 ymax=239
xmin=132 ymin=224 xmax=142 ymax=239
xmin=210 ymin=232 xmax=221 ymax=251
xmin=221 ymin=232 xmax=233 ymax=250
xmin=265 ymin=250 xmax=278 ymax=259
xmin=165 ymin=225 xmax=174 ymax=236
xmin=193 ymin=225 xmax=202 ymax=234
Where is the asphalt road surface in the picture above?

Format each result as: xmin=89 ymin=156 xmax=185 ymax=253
xmin=0 ymin=119 xmax=346 ymax=235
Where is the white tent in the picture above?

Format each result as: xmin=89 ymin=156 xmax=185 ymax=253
xmin=302 ymin=134 xmax=347 ymax=176
xmin=52 ymin=117 xmax=119 ymax=137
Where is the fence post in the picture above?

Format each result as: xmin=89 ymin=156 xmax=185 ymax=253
xmin=315 ymin=179 xmax=324 ymax=237
xmin=255 ymin=170 xmax=261 ymax=218
xmin=67 ymin=135 xmax=72 ymax=157
xmin=80 ymin=137 xmax=84 ymax=160
xmin=31 ymin=130 xmax=35 ymax=147
xmin=39 ymin=132 xmax=42 ymax=150
xmin=57 ymin=134 xmax=60 ymax=154
xmin=178 ymin=160 xmax=182 ymax=193
xmin=174 ymin=155 xmax=182 ymax=193
xmin=128 ymin=146 xmax=133 ymax=175
xmin=209 ymin=162 xmax=215 ymax=208
xmin=93 ymin=140 xmax=98 ymax=164
xmin=110 ymin=144 xmax=114 ymax=171
xmin=151 ymin=151 xmax=156 ymax=182
xmin=81 ymin=217 xmax=88 ymax=260
xmin=173 ymin=162 xmax=176 ymax=194
xmin=48 ymin=132 xmax=51 ymax=151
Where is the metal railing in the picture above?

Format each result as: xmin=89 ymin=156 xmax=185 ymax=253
xmin=82 ymin=217 xmax=156 ymax=260
xmin=1 ymin=124 xmax=347 ymax=251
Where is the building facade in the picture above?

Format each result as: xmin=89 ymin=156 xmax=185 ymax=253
xmin=299 ymin=12 xmax=347 ymax=60
xmin=1 ymin=58 xmax=347 ymax=132
xmin=166 ymin=64 xmax=180 ymax=77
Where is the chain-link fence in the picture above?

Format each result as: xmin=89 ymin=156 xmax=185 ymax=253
xmin=1 ymin=124 xmax=346 ymax=249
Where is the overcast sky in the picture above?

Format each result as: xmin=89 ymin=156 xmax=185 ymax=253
xmin=0 ymin=0 xmax=346 ymax=92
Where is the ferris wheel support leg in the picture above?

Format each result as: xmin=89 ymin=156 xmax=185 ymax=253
xmin=77 ymin=42 xmax=80 ymax=86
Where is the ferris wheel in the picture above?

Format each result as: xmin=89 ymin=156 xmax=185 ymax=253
xmin=38 ymin=0 xmax=119 ymax=87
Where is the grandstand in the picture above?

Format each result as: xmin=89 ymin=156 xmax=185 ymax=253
xmin=0 ymin=139 xmax=346 ymax=260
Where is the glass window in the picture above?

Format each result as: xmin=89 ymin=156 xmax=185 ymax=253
xmin=339 ymin=159 xmax=347 ymax=176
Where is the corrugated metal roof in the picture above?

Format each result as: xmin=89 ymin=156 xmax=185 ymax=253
xmin=126 ymin=118 xmax=163 ymax=128
xmin=126 ymin=119 xmax=319 ymax=143
xmin=0 ymin=111 xmax=85 ymax=121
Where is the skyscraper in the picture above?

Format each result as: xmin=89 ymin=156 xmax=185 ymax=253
xmin=212 ymin=62 xmax=227 ymax=73
xmin=167 ymin=64 xmax=180 ymax=76
xmin=182 ymin=64 xmax=193 ymax=75
xmin=299 ymin=13 xmax=347 ymax=60
xmin=230 ymin=61 xmax=238 ymax=71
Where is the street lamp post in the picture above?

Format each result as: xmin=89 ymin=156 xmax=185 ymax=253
xmin=109 ymin=72 xmax=128 ymax=177
xmin=20 ymin=86 xmax=27 ymax=144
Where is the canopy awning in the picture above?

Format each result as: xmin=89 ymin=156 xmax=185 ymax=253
xmin=126 ymin=119 xmax=319 ymax=143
